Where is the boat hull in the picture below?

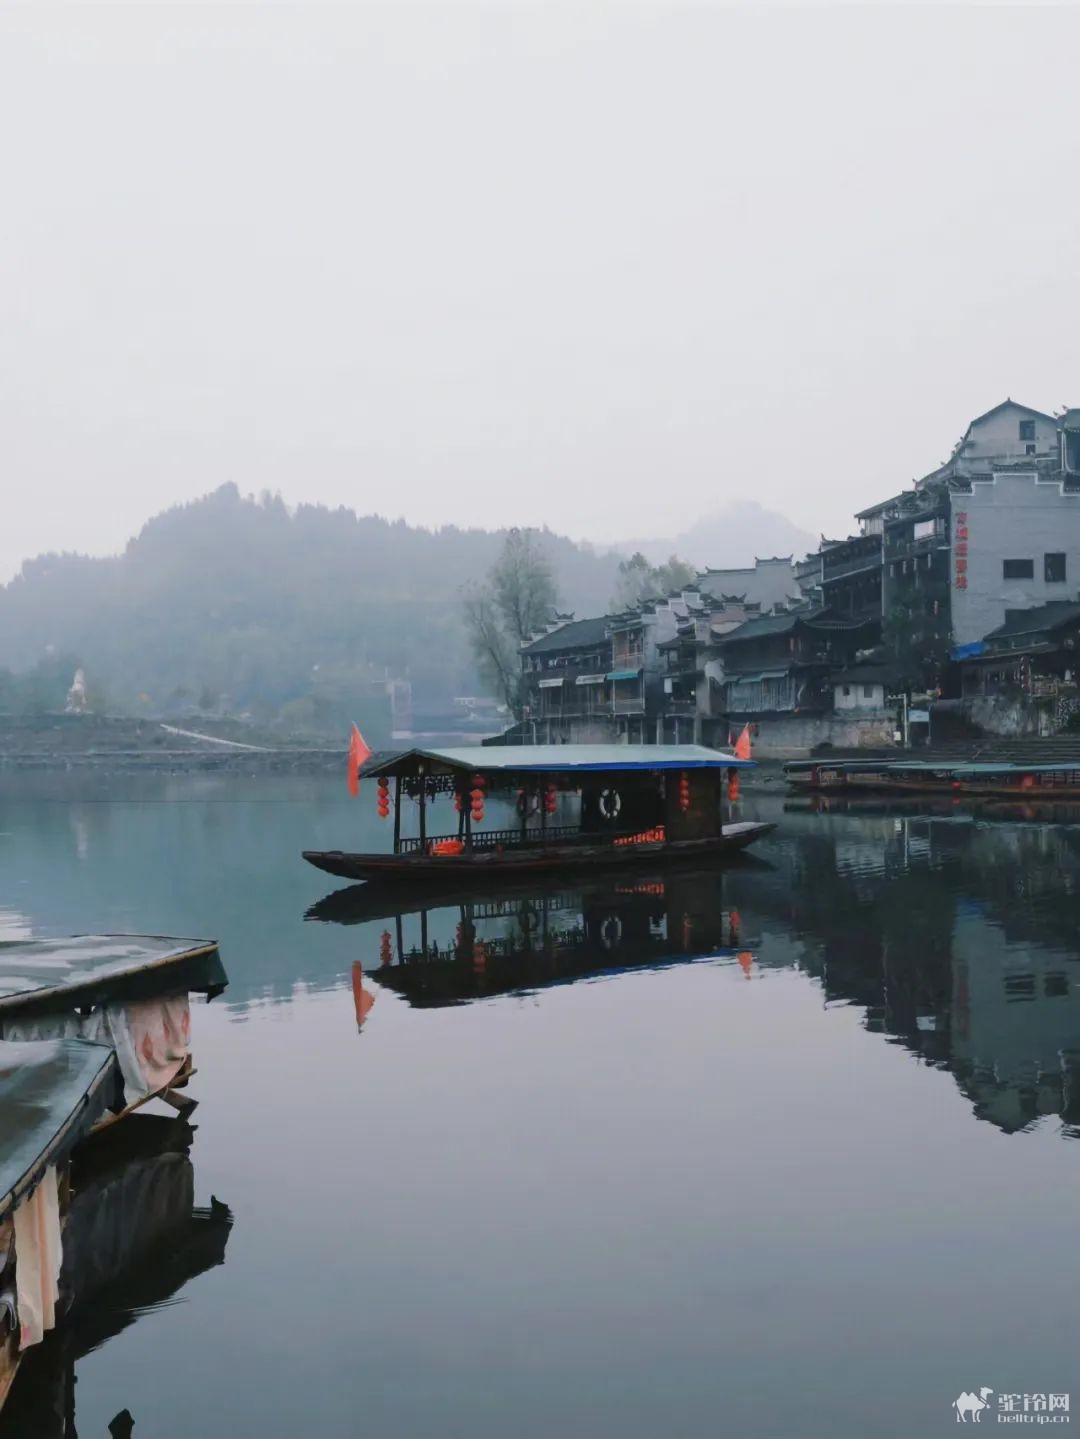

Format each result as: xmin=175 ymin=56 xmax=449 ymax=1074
xmin=302 ymin=821 xmax=775 ymax=884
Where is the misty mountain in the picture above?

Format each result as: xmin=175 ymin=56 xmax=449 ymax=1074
xmin=0 ymin=485 xmax=623 ymax=730
xmin=614 ymin=501 xmax=816 ymax=569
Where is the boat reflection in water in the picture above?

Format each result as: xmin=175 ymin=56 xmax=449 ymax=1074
xmin=0 ymin=1115 xmax=232 ymax=1438
xmin=308 ymin=869 xmax=758 ymax=1010
xmin=316 ymin=812 xmax=1080 ymax=1140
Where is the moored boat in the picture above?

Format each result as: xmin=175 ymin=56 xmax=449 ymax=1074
xmin=303 ymin=744 xmax=773 ymax=885
xmin=0 ymin=1038 xmax=122 ymax=1408
xmin=0 ymin=935 xmax=227 ymax=1124
xmin=784 ymin=757 xmax=1080 ymax=800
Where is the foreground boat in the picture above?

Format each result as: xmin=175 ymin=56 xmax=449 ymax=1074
xmin=785 ymin=757 xmax=1080 ymax=799
xmin=0 ymin=935 xmax=227 ymax=1125
xmin=303 ymin=744 xmax=773 ymax=885
xmin=0 ymin=935 xmax=225 ymax=1017
xmin=0 ymin=1038 xmax=122 ymax=1408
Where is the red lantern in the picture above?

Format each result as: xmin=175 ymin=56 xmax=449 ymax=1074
xmin=376 ymin=775 xmax=391 ymax=819
xmin=678 ymin=771 xmax=691 ymax=813
xmin=544 ymin=784 xmax=557 ymax=814
xmin=379 ymin=929 xmax=393 ymax=966
xmin=727 ymin=768 xmax=740 ymax=804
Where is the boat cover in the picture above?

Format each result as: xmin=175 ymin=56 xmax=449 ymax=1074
xmin=365 ymin=743 xmax=757 ymax=775
xmin=0 ymin=936 xmax=224 ymax=1016
xmin=0 ymin=1040 xmax=121 ymax=1219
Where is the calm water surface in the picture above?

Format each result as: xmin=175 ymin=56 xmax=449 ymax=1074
xmin=0 ymin=773 xmax=1078 ymax=1437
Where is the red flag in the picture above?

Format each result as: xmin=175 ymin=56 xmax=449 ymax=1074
xmin=347 ymin=723 xmax=371 ymax=797
xmin=733 ymin=723 xmax=752 ymax=761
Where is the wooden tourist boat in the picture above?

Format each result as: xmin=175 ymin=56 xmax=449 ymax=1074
xmin=0 ymin=1038 xmax=122 ymax=1410
xmin=784 ymin=757 xmax=1080 ymax=800
xmin=0 ymin=936 xmax=228 ymax=1126
xmin=302 ymin=744 xmax=773 ymax=884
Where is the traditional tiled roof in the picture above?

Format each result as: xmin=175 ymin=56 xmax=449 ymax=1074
xmin=720 ymin=607 xmax=826 ymax=643
xmin=521 ymin=616 xmax=609 ymax=655
xmin=983 ymin=601 xmax=1080 ymax=643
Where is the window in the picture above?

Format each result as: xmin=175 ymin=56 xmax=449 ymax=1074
xmin=1019 ymin=420 xmax=1036 ymax=442
xmin=913 ymin=518 xmax=937 ymax=541
xmin=1045 ymin=552 xmax=1067 ymax=584
xmin=1025 ymin=444 xmax=1036 ymax=455
xmin=863 ymin=684 xmax=875 ymax=699
xmin=1003 ymin=558 xmax=1034 ymax=580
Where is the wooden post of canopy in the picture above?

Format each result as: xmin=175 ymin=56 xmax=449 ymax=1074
xmin=520 ymin=779 xmax=529 ymax=845
xmin=418 ymin=764 xmax=427 ymax=852
xmin=393 ymin=776 xmax=402 ymax=854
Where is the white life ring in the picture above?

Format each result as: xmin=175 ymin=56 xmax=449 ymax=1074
xmin=598 ymin=788 xmax=622 ymax=821
xmin=600 ymin=914 xmax=623 ymax=951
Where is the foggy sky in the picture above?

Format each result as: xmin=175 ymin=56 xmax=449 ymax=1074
xmin=1 ymin=3 xmax=1077 ymax=583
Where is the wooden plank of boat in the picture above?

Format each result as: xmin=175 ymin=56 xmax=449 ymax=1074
xmin=303 ymin=821 xmax=775 ymax=884
xmin=0 ymin=936 xmax=226 ymax=1017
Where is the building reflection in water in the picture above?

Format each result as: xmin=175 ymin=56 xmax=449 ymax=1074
xmin=0 ymin=1115 xmax=232 ymax=1438
xmin=748 ymin=806 xmax=1080 ymax=1137
xmin=313 ymin=811 xmax=1080 ymax=1138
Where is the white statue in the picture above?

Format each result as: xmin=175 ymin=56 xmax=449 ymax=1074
xmin=66 ymin=667 xmax=88 ymax=713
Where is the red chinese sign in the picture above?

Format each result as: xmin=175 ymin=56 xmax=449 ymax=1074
xmin=954 ymin=511 xmax=969 ymax=589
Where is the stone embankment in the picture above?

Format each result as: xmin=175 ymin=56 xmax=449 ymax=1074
xmin=0 ymin=715 xmax=344 ymax=774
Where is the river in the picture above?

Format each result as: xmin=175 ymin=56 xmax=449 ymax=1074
xmin=0 ymin=772 xmax=1077 ymax=1437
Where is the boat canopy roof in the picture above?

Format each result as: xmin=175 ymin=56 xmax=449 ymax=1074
xmin=365 ymin=744 xmax=756 ymax=778
xmin=0 ymin=935 xmax=226 ymax=1016
xmin=0 ymin=1039 xmax=120 ymax=1219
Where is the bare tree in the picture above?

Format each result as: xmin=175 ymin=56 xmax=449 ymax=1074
xmin=490 ymin=528 xmax=559 ymax=645
xmin=464 ymin=528 xmax=559 ymax=715
xmin=462 ymin=585 xmax=519 ymax=713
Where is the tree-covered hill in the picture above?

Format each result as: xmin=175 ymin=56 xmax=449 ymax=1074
xmin=0 ymin=485 xmax=622 ymax=729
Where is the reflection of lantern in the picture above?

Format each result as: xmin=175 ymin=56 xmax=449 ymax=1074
xmin=376 ymin=775 xmax=391 ymax=819
xmin=472 ymin=941 xmax=487 ymax=974
xmin=677 ymin=771 xmax=691 ymax=812
xmin=379 ymin=929 xmax=393 ymax=966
